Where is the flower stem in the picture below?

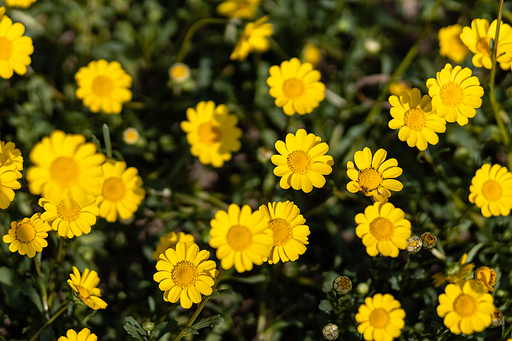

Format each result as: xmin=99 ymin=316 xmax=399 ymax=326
xmin=56 ymin=236 xmax=64 ymax=264
xmin=29 ymin=301 xmax=73 ymax=341
xmin=34 ymin=257 xmax=49 ymax=319
xmin=103 ymin=124 xmax=113 ymax=160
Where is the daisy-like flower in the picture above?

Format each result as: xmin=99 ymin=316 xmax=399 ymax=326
xmin=355 ymin=202 xmax=411 ymax=257
xmin=3 ymin=213 xmax=50 ymax=258
xmin=26 ymin=130 xmax=105 ymax=201
xmin=180 ymin=101 xmax=242 ymax=168
xmin=301 ymin=43 xmax=322 ymax=68
xmin=5 ymin=0 xmax=37 ymax=7
xmin=432 ymin=253 xmax=475 ymax=287
xmin=460 ymin=19 xmax=512 ymax=70
xmin=346 ymin=147 xmax=403 ymax=202
xmin=75 ymin=59 xmax=133 ymax=114
xmin=388 ymin=88 xmax=446 ymax=151
xmin=96 ymin=161 xmax=145 ymax=223
xmin=474 ymin=266 xmax=496 ymax=292
xmin=267 ymin=57 xmax=326 ymax=116
xmin=468 ymin=163 xmax=512 ymax=217
xmin=388 ymin=82 xmax=411 ymax=97
xmin=58 ymin=328 xmax=97 ymax=341
xmin=426 ymin=63 xmax=484 ymax=126
xmin=122 ymin=127 xmax=140 ymax=145
xmin=39 ymin=193 xmax=99 ymax=238
xmin=355 ymin=293 xmax=406 ymax=341
xmin=0 ymin=162 xmax=21 ymax=209
xmin=0 ymin=17 xmax=34 ymax=79
xmin=0 ymin=141 xmax=23 ymax=171
xmin=438 ymin=24 xmax=470 ymax=63
xmin=152 ymin=231 xmax=195 ymax=261
xmin=231 ymin=16 xmax=273 ymax=62
xmin=271 ymin=129 xmax=334 ymax=193
xmin=153 ymin=242 xmax=217 ymax=309
xmin=216 ymin=0 xmax=260 ymax=20
xmin=259 ymin=201 xmax=310 ymax=264
xmin=169 ymin=63 xmax=191 ymax=84
xmin=209 ymin=204 xmax=273 ymax=273
xmin=67 ymin=266 xmax=107 ymax=310
xmin=437 ymin=279 xmax=494 ymax=335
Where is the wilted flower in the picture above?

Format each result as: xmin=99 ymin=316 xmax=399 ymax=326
xmin=474 ymin=266 xmax=496 ymax=292
xmin=421 ymin=232 xmax=437 ymax=250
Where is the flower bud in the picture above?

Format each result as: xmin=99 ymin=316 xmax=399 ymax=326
xmin=406 ymin=235 xmax=422 ymax=253
xmin=333 ymin=275 xmax=352 ymax=295
xmin=322 ymin=323 xmax=339 ymax=340
xmin=421 ymin=232 xmax=437 ymax=250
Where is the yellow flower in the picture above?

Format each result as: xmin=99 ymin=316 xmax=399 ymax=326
xmin=432 ymin=253 xmax=474 ymax=287
xmin=460 ymin=19 xmax=512 ymax=70
xmin=169 ymin=63 xmax=191 ymax=83
xmin=301 ymin=43 xmax=322 ymax=68
xmin=152 ymin=231 xmax=195 ymax=261
xmin=216 ymin=0 xmax=260 ymax=20
xmin=0 ymin=162 xmax=21 ymax=209
xmin=438 ymin=24 xmax=470 ymax=63
xmin=67 ymin=266 xmax=107 ymax=310
xmin=231 ymin=16 xmax=273 ymax=62
xmin=0 ymin=141 xmax=23 ymax=171
xmin=259 ymin=201 xmax=310 ymax=264
xmin=388 ymin=82 xmax=411 ymax=97
xmin=0 ymin=7 xmax=5 ymax=19
xmin=474 ymin=266 xmax=496 ymax=292
xmin=75 ymin=59 xmax=133 ymax=114
xmin=96 ymin=161 xmax=145 ymax=223
xmin=26 ymin=130 xmax=105 ymax=201
xmin=346 ymin=147 xmax=403 ymax=202
xmin=437 ymin=279 xmax=494 ymax=335
xmin=39 ymin=193 xmax=99 ymax=238
xmin=153 ymin=242 xmax=216 ymax=309
xmin=3 ymin=213 xmax=50 ymax=258
xmin=5 ymin=0 xmax=37 ymax=8
xmin=267 ymin=57 xmax=326 ymax=116
xmin=469 ymin=163 xmax=512 ymax=217
xmin=209 ymin=204 xmax=273 ymax=273
xmin=0 ymin=17 xmax=34 ymax=79
xmin=180 ymin=101 xmax=242 ymax=168
xmin=58 ymin=328 xmax=97 ymax=341
xmin=388 ymin=88 xmax=446 ymax=151
xmin=426 ymin=63 xmax=484 ymax=126
xmin=122 ymin=127 xmax=140 ymax=145
xmin=355 ymin=202 xmax=411 ymax=258
xmin=355 ymin=293 xmax=406 ymax=341
xmin=271 ymin=129 xmax=333 ymax=193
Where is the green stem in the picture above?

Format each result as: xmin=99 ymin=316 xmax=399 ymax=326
xmin=56 ymin=236 xmax=64 ymax=264
xmin=103 ymin=124 xmax=112 ymax=159
xmin=175 ymin=18 xmax=229 ymax=63
xmin=29 ymin=301 xmax=73 ymax=341
xmin=172 ymin=269 xmax=225 ymax=341
xmin=34 ymin=257 xmax=49 ymax=319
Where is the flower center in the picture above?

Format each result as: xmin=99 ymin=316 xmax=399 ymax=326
xmin=369 ymin=308 xmax=390 ymax=328
xmin=453 ymin=294 xmax=477 ymax=317
xmin=287 ymin=150 xmax=312 ymax=174
xmin=282 ymin=78 xmax=305 ymax=100
xmin=171 ymin=65 xmax=188 ymax=80
xmin=358 ymin=168 xmax=382 ymax=191
xmin=92 ymin=76 xmax=114 ymax=96
xmin=439 ymin=82 xmax=463 ymax=107
xmin=126 ymin=131 xmax=138 ymax=142
xmin=57 ymin=199 xmax=82 ymax=221
xmin=226 ymin=224 xmax=252 ymax=251
xmin=197 ymin=122 xmax=221 ymax=146
xmin=102 ymin=178 xmax=126 ymax=202
xmin=0 ymin=37 xmax=14 ymax=61
xmin=269 ymin=218 xmax=292 ymax=246
xmin=404 ymin=108 xmax=426 ymax=131
xmin=369 ymin=217 xmax=394 ymax=241
xmin=481 ymin=179 xmax=502 ymax=201
xmin=172 ymin=261 xmax=198 ymax=288
xmin=476 ymin=37 xmax=491 ymax=57
xmin=50 ymin=157 xmax=80 ymax=188
xmin=16 ymin=222 xmax=36 ymax=243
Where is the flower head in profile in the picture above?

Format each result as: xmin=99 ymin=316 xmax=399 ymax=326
xmin=0 ymin=162 xmax=21 ymax=209
xmin=388 ymin=88 xmax=446 ymax=151
xmin=259 ymin=201 xmax=310 ymax=264
xmin=437 ymin=279 xmax=494 ymax=335
xmin=152 ymin=232 xmax=195 ymax=261
xmin=58 ymin=328 xmax=97 ymax=341
xmin=346 ymin=147 xmax=403 ymax=202
xmin=180 ymin=101 xmax=242 ymax=168
xmin=3 ymin=213 xmax=50 ymax=258
xmin=5 ymin=0 xmax=37 ymax=8
xmin=75 ymin=59 xmax=133 ymax=114
xmin=271 ymin=129 xmax=334 ymax=193
xmin=209 ymin=204 xmax=273 ymax=273
xmin=469 ymin=163 xmax=512 ymax=217
xmin=474 ymin=266 xmax=496 ymax=292
xmin=0 ymin=17 xmax=34 ymax=79
xmin=267 ymin=57 xmax=326 ymax=116
xmin=438 ymin=24 xmax=470 ymax=63
xmin=154 ymin=242 xmax=216 ymax=309
xmin=169 ymin=63 xmax=191 ymax=84
xmin=96 ymin=161 xmax=145 ymax=223
xmin=231 ymin=16 xmax=273 ymax=62
xmin=67 ymin=266 xmax=107 ymax=310
xmin=355 ymin=293 xmax=406 ymax=341
xmin=426 ymin=63 xmax=484 ymax=126
xmin=217 ymin=0 xmax=260 ymax=20
xmin=432 ymin=253 xmax=474 ymax=287
xmin=355 ymin=202 xmax=411 ymax=257
xmin=460 ymin=19 xmax=512 ymax=70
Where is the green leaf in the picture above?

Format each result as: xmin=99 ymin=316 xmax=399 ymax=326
xmin=21 ymin=281 xmax=43 ymax=313
xmin=40 ymin=329 xmax=55 ymax=341
xmin=124 ymin=316 xmax=147 ymax=341
xmin=0 ymin=267 xmax=14 ymax=286
xmin=318 ymin=299 xmax=333 ymax=313
xmin=153 ymin=320 xmax=177 ymax=340
xmin=183 ymin=315 xmax=224 ymax=336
